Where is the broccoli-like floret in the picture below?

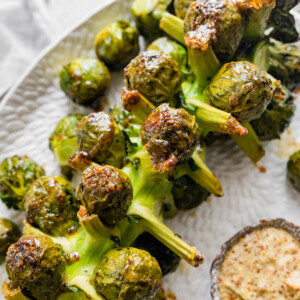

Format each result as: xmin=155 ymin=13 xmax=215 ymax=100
xmin=0 ymin=155 xmax=45 ymax=210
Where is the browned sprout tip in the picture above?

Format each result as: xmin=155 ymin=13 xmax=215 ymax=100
xmin=193 ymin=251 xmax=205 ymax=267
xmin=77 ymin=205 xmax=89 ymax=220
xmin=150 ymin=154 xmax=179 ymax=174
xmin=236 ymin=0 xmax=275 ymax=11
xmin=68 ymin=151 xmax=92 ymax=171
xmin=121 ymin=87 xmax=141 ymax=112
xmin=215 ymin=183 xmax=224 ymax=197
xmin=184 ymin=31 xmax=212 ymax=51
xmin=226 ymin=116 xmax=248 ymax=136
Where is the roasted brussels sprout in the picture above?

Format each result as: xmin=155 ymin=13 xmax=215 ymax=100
xmin=268 ymin=8 xmax=299 ymax=43
xmin=236 ymin=0 xmax=275 ymax=41
xmin=124 ymin=50 xmax=182 ymax=107
xmin=6 ymin=235 xmax=65 ymax=300
xmin=95 ymin=21 xmax=139 ymax=70
xmin=77 ymin=165 xmax=133 ymax=227
xmin=172 ymin=175 xmax=210 ymax=210
xmin=0 ymin=155 xmax=45 ymax=210
xmin=49 ymin=114 xmax=83 ymax=177
xmin=287 ymin=151 xmax=300 ymax=193
xmin=147 ymin=37 xmax=189 ymax=75
xmin=206 ymin=61 xmax=274 ymax=123
xmin=184 ymin=0 xmax=245 ymax=61
xmin=268 ymin=39 xmax=300 ymax=91
xmin=93 ymin=247 xmax=162 ymax=300
xmin=132 ymin=0 xmax=172 ymax=39
xmin=174 ymin=0 xmax=194 ymax=19
xmin=251 ymin=86 xmax=295 ymax=141
xmin=23 ymin=176 xmax=79 ymax=236
xmin=141 ymin=103 xmax=199 ymax=173
xmin=134 ymin=233 xmax=181 ymax=276
xmin=76 ymin=112 xmax=126 ymax=168
xmin=59 ymin=57 xmax=111 ymax=105
xmin=0 ymin=218 xmax=20 ymax=256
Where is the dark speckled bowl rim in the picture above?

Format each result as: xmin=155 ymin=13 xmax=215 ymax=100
xmin=210 ymin=218 xmax=300 ymax=299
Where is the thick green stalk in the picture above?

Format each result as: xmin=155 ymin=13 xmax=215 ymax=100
xmin=121 ymin=88 xmax=154 ymax=123
xmin=244 ymin=5 xmax=275 ymax=42
xmin=176 ymin=148 xmax=223 ymax=197
xmin=232 ymin=123 xmax=266 ymax=164
xmin=188 ymin=46 xmax=220 ymax=88
xmin=187 ymin=98 xmax=248 ymax=136
xmin=122 ymin=157 xmax=204 ymax=267
xmin=159 ymin=12 xmax=185 ymax=45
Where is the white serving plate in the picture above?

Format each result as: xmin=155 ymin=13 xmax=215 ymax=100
xmin=0 ymin=1 xmax=300 ymax=299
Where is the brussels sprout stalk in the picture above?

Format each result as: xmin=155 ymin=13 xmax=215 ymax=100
xmin=187 ymin=98 xmax=248 ymax=136
xmin=237 ymin=0 xmax=276 ymax=42
xmin=122 ymin=89 xmax=223 ymax=196
xmin=231 ymin=123 xmax=266 ymax=164
xmin=121 ymin=154 xmax=205 ymax=266
xmin=159 ymin=12 xmax=185 ymax=45
xmin=160 ymin=12 xmax=220 ymax=87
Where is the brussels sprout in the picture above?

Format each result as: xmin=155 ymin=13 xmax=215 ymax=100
xmin=134 ymin=233 xmax=181 ymax=276
xmin=59 ymin=57 xmax=111 ymax=105
xmin=95 ymin=21 xmax=139 ymax=70
xmin=147 ymin=37 xmax=189 ymax=76
xmin=49 ymin=114 xmax=83 ymax=177
xmin=184 ymin=0 xmax=245 ymax=61
xmin=268 ymin=39 xmax=300 ymax=91
xmin=93 ymin=247 xmax=162 ymax=300
xmin=174 ymin=0 xmax=194 ymax=19
xmin=23 ymin=176 xmax=79 ymax=236
xmin=77 ymin=165 xmax=133 ymax=227
xmin=268 ymin=8 xmax=299 ymax=43
xmin=0 ymin=218 xmax=20 ymax=256
xmin=76 ymin=112 xmax=126 ymax=168
xmin=141 ymin=103 xmax=199 ymax=173
xmin=0 ymin=155 xmax=45 ymax=210
xmin=6 ymin=235 xmax=65 ymax=300
xmin=132 ymin=0 xmax=172 ymax=39
xmin=172 ymin=175 xmax=210 ymax=210
xmin=124 ymin=50 xmax=182 ymax=107
xmin=251 ymin=86 xmax=295 ymax=141
xmin=287 ymin=151 xmax=300 ymax=193
xmin=206 ymin=61 xmax=274 ymax=123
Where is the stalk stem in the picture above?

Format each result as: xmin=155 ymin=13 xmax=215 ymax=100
xmin=187 ymin=99 xmax=248 ymax=135
xmin=232 ymin=122 xmax=265 ymax=164
xmin=159 ymin=12 xmax=185 ymax=45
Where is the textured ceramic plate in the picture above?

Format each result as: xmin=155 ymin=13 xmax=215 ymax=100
xmin=0 ymin=1 xmax=300 ymax=299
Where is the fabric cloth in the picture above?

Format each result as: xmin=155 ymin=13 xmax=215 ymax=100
xmin=0 ymin=0 xmax=109 ymax=97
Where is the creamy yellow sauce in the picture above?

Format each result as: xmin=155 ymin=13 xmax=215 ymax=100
xmin=218 ymin=227 xmax=300 ymax=299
